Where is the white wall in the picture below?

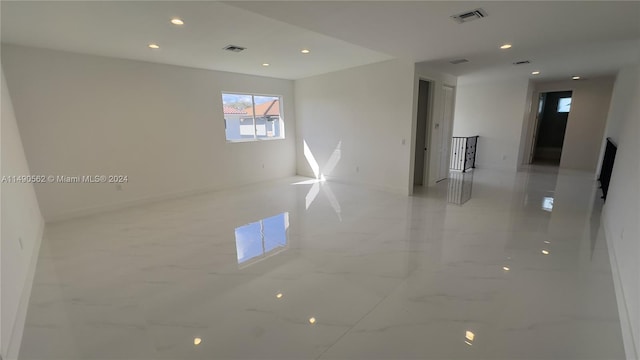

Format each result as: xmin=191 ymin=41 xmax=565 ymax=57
xmin=413 ymin=63 xmax=457 ymax=186
xmin=294 ymin=59 xmax=415 ymax=194
xmin=1 ymin=66 xmax=45 ymax=360
xmin=452 ymin=73 xmax=531 ymax=171
xmin=1 ymin=45 xmax=296 ymax=221
xmin=601 ymin=64 xmax=640 ymax=360
xmin=532 ymin=76 xmax=615 ymax=171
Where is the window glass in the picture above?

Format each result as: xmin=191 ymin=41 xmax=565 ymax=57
xmin=557 ymin=97 xmax=571 ymax=113
xmin=222 ymin=93 xmax=284 ymax=141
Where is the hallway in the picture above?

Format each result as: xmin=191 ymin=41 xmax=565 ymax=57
xmin=21 ymin=167 xmax=624 ymax=359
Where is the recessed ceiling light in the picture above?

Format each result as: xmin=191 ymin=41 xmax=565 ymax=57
xmin=276 ymin=293 xmax=283 ymax=299
xmin=193 ymin=337 xmax=202 ymax=346
xmin=262 ymin=63 xmax=270 ymax=67
xmin=503 ymin=266 xmax=510 ymax=271
xmin=572 ymin=76 xmax=581 ymax=80
xmin=500 ymin=44 xmax=512 ymax=49
xmin=301 ymin=49 xmax=310 ymax=54
xmin=171 ymin=18 xmax=184 ymax=25
xmin=309 ymin=317 xmax=316 ymax=324
xmin=532 ymin=71 xmax=541 ymax=75
xmin=465 ymin=331 xmax=475 ymax=341
xmin=541 ymin=249 xmax=550 ymax=255
xmin=148 ymin=43 xmax=160 ymax=49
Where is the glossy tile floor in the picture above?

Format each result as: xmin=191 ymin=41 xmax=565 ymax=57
xmin=21 ymin=167 xmax=625 ymax=359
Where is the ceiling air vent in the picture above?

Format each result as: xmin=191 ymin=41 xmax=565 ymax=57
xmin=223 ymin=45 xmax=246 ymax=53
xmin=450 ymin=59 xmax=469 ymax=65
xmin=451 ymin=8 xmax=488 ymax=24
xmin=513 ymin=60 xmax=531 ymax=65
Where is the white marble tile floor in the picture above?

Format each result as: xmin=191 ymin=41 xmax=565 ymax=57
xmin=19 ymin=166 xmax=625 ymax=359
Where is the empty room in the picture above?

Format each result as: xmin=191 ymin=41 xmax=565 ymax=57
xmin=1 ymin=1 xmax=639 ymax=359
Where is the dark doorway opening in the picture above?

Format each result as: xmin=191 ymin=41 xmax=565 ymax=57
xmin=532 ymin=90 xmax=572 ymax=165
xmin=414 ymin=80 xmax=430 ymax=186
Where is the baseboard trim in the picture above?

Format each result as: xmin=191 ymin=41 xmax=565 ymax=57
xmin=321 ymin=175 xmax=408 ymax=196
xmin=4 ymin=220 xmax=44 ymax=360
xmin=46 ymin=175 xmax=296 ymax=223
xmin=474 ymin=162 xmax=518 ymax=172
xmin=46 ymin=186 xmax=222 ymax=223
xmin=603 ymin=216 xmax=639 ymax=360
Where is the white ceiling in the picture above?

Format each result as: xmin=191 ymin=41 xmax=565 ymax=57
xmin=2 ymin=1 xmax=639 ymax=80
xmin=0 ymin=1 xmax=391 ymax=80
xmin=230 ymin=1 xmax=640 ymax=79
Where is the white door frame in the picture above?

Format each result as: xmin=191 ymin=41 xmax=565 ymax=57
xmin=437 ymin=85 xmax=456 ymax=181
xmin=410 ymin=77 xmax=435 ymax=191
xmin=523 ymin=87 xmax=574 ymax=166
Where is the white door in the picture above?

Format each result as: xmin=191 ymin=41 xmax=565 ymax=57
xmin=437 ymin=86 xmax=455 ymax=181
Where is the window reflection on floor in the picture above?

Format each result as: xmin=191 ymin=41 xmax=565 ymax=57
xmin=235 ymin=212 xmax=289 ymax=266
xmin=542 ymin=196 xmax=554 ymax=212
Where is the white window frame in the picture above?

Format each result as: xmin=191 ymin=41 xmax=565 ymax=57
xmin=221 ymin=91 xmax=285 ymax=143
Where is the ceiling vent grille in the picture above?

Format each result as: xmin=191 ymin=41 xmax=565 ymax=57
xmin=451 ymin=8 xmax=487 ymax=24
xmin=450 ymin=59 xmax=470 ymax=65
xmin=223 ymin=45 xmax=246 ymax=53
xmin=513 ymin=60 xmax=531 ymax=65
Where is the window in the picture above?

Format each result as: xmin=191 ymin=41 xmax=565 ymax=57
xmin=222 ymin=92 xmax=284 ymax=141
xmin=557 ymin=97 xmax=571 ymax=113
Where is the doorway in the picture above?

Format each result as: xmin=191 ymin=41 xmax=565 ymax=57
xmin=414 ymin=80 xmax=430 ymax=186
xmin=531 ymin=90 xmax=572 ymax=165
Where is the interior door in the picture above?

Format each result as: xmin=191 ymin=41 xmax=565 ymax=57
xmin=437 ymin=85 xmax=455 ymax=181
